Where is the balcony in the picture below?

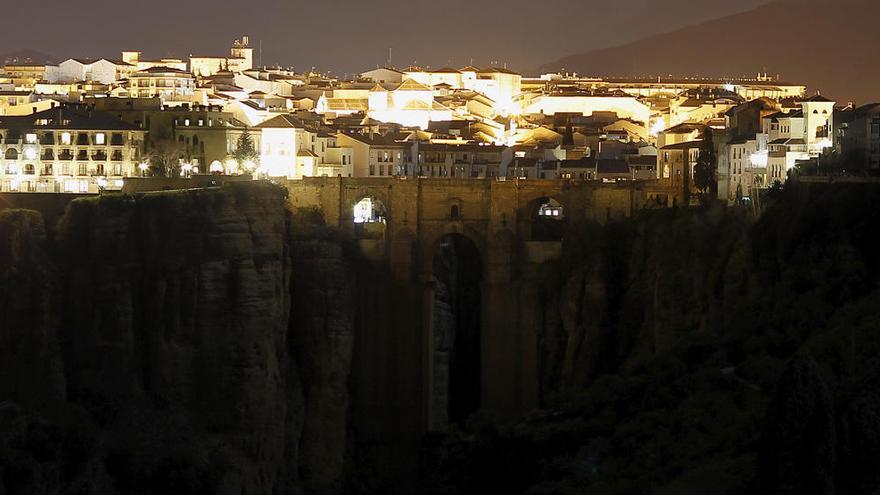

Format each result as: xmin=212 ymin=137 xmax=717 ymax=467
xmin=110 ymin=134 xmax=124 ymax=146
xmin=39 ymin=135 xmax=54 ymax=145
xmin=76 ymin=150 xmax=88 ymax=161
xmin=111 ymin=150 xmax=124 ymax=161
xmin=41 ymin=151 xmax=55 ymax=161
xmin=58 ymin=151 xmax=73 ymax=161
xmin=92 ymin=151 xmax=108 ymax=162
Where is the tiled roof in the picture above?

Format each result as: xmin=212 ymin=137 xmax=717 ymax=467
xmin=395 ymin=78 xmax=432 ymax=92
xmin=256 ymin=114 xmax=306 ymax=129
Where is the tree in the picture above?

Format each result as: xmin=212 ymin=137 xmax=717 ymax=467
xmin=693 ymin=127 xmax=717 ymax=198
xmin=146 ymin=138 xmax=186 ymax=178
xmin=233 ymin=129 xmax=259 ymax=171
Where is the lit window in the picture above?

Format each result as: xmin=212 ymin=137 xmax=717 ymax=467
xmin=95 ymin=133 xmax=105 ymax=145
xmin=25 ymin=133 xmax=37 ymax=144
xmin=353 ymin=197 xmax=384 ymax=224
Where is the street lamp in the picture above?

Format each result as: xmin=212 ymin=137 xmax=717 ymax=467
xmin=138 ymin=162 xmax=149 ymax=177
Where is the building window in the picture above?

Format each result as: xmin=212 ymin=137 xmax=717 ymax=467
xmin=95 ymin=133 xmax=105 ymax=145
xmin=369 ymin=165 xmax=375 ymax=176
xmin=25 ymin=133 xmax=37 ymax=144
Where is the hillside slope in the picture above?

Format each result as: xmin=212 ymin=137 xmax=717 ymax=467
xmin=541 ymin=0 xmax=879 ymax=103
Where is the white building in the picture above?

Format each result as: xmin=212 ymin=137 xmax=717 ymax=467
xmin=522 ymin=93 xmax=651 ymax=125
xmin=0 ymin=106 xmax=145 ymax=193
xmin=190 ymin=36 xmax=254 ymax=77
xmin=46 ymin=58 xmax=133 ymax=85
xmin=128 ymin=67 xmax=196 ymax=102
xmin=255 ymin=115 xmax=353 ymax=178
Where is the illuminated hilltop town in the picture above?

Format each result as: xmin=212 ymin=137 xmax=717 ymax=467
xmin=0 ymin=35 xmax=877 ymax=205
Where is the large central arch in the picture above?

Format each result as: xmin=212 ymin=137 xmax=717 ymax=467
xmin=430 ymin=232 xmax=483 ymax=430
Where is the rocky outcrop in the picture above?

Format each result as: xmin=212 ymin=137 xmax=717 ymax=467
xmin=289 ymin=215 xmax=356 ymax=494
xmin=0 ymin=183 xmax=358 ymax=495
xmin=423 ymin=183 xmax=880 ymax=495
xmin=55 ymin=183 xmax=296 ymax=494
xmin=0 ymin=209 xmax=65 ymax=410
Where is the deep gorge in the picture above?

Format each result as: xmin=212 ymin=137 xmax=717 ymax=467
xmin=1 ymin=181 xmax=879 ymax=494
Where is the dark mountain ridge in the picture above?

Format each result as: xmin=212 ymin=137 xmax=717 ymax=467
xmin=541 ymin=0 xmax=879 ymax=103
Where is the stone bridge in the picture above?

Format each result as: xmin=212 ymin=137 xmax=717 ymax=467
xmin=285 ymin=177 xmax=673 ymax=438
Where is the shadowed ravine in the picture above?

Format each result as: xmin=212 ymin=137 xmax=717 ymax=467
xmin=2 ymin=181 xmax=880 ymax=494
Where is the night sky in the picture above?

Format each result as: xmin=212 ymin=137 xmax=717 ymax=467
xmin=1 ymin=0 xmax=769 ymax=74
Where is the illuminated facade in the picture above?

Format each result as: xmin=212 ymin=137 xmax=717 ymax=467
xmin=2 ymin=64 xmax=46 ymax=88
xmin=45 ymin=58 xmax=133 ymax=85
xmin=121 ymin=51 xmax=188 ymax=72
xmin=522 ymin=93 xmax=651 ymax=125
xmin=190 ymin=36 xmax=254 ymax=77
xmin=0 ymin=106 xmax=145 ymax=193
xmin=524 ymin=74 xmax=806 ymax=100
xmin=255 ymin=114 xmax=353 ymax=179
xmin=128 ymin=67 xmax=196 ymax=101
xmin=336 ymin=132 xmax=405 ymax=178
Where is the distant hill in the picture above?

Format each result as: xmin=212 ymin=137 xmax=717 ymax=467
xmin=0 ymin=48 xmax=56 ymax=65
xmin=540 ymin=0 xmax=880 ymax=104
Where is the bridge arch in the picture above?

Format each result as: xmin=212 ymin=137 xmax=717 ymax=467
xmin=428 ymin=231 xmax=484 ymax=430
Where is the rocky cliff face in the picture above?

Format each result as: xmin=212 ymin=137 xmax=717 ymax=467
xmin=0 ymin=209 xmax=65 ymax=410
xmin=289 ymin=215 xmax=356 ymax=495
xmin=0 ymin=183 xmax=357 ymax=495
xmin=423 ymin=183 xmax=880 ymax=495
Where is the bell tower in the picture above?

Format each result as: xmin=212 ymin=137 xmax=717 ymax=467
xmin=231 ymin=35 xmax=254 ymax=71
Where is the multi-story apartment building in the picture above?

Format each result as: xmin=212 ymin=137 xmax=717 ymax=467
xmin=0 ymin=106 xmax=145 ymax=193
xmin=127 ymin=67 xmax=196 ymax=101
xmin=336 ymin=132 xmax=406 ymax=177
xmin=2 ymin=63 xmax=47 ymax=88
xmin=89 ymin=98 xmax=247 ymax=171
xmin=404 ymin=142 xmax=505 ymax=178
xmin=255 ymin=114 xmax=355 ymax=178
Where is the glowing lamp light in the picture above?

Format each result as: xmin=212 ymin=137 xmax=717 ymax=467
xmin=209 ymin=160 xmax=223 ymax=173
xmin=650 ymin=119 xmax=666 ymax=137
xmin=818 ymin=138 xmax=833 ymax=149
xmin=24 ymin=148 xmax=37 ymax=160
xmin=749 ymin=150 xmax=769 ymax=168
xmin=96 ymin=177 xmax=108 ymax=189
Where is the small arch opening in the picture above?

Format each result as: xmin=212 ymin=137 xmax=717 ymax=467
xmin=450 ymin=204 xmax=460 ymax=219
xmin=531 ymin=197 xmax=566 ymax=241
xmin=353 ymin=197 xmax=387 ymax=238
